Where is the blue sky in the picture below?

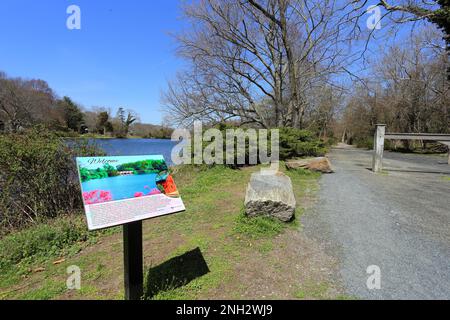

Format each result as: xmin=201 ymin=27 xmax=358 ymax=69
xmin=0 ymin=1 xmax=431 ymax=125
xmin=0 ymin=0 xmax=186 ymax=124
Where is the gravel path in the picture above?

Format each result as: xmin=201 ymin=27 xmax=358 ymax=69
xmin=302 ymin=144 xmax=450 ymax=300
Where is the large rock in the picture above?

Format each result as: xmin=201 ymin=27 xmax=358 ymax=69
xmin=286 ymin=157 xmax=333 ymax=173
xmin=244 ymin=172 xmax=296 ymax=222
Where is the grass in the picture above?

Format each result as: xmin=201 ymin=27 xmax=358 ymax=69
xmin=295 ymin=281 xmax=329 ymax=299
xmin=442 ymin=176 xmax=450 ymax=181
xmin=233 ymin=210 xmax=287 ymax=239
xmin=0 ymin=163 xmax=336 ymax=300
xmin=0 ymin=215 xmax=119 ymax=273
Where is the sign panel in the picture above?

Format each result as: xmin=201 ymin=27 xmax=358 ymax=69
xmin=76 ymin=155 xmax=185 ymax=230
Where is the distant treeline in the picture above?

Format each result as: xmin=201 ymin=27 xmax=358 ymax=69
xmin=79 ymin=159 xmax=168 ymax=182
xmin=0 ymin=71 xmax=173 ymax=139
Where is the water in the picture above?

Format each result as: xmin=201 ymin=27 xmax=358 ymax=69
xmin=93 ymin=139 xmax=176 ymax=165
xmin=81 ymin=173 xmax=158 ymax=202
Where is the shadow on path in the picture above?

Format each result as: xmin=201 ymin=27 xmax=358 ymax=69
xmin=364 ymin=167 xmax=450 ymax=175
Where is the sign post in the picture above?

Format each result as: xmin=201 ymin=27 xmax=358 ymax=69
xmin=76 ymin=155 xmax=185 ymax=300
xmin=123 ymin=221 xmax=143 ymax=300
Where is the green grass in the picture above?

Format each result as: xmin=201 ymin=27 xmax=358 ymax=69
xmin=0 ymin=215 xmax=119 ymax=289
xmin=233 ymin=210 xmax=287 ymax=239
xmin=19 ymin=280 xmax=67 ymax=300
xmin=295 ymin=281 xmax=329 ymax=299
xmin=140 ymin=164 xmax=321 ymax=299
xmin=0 ymin=164 xmax=325 ymax=300
xmin=141 ymin=165 xmax=250 ymax=300
xmin=442 ymin=176 xmax=450 ymax=181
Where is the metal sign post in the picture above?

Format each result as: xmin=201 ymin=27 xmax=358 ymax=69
xmin=123 ymin=220 xmax=143 ymax=300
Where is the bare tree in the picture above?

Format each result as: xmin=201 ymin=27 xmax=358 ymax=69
xmin=341 ymin=28 xmax=449 ymax=148
xmin=0 ymin=74 xmax=59 ymax=132
xmin=356 ymin=0 xmax=450 ymax=79
xmin=378 ymin=1 xmax=449 ymax=42
xmin=163 ymin=0 xmax=360 ymax=128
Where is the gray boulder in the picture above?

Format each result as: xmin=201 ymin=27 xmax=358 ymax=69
xmin=244 ymin=172 xmax=296 ymax=222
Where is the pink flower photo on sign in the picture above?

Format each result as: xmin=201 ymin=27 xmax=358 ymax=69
xmin=76 ymin=155 xmax=185 ymax=231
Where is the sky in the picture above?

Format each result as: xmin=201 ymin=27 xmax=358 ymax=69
xmin=0 ymin=1 xmax=434 ymax=125
xmin=0 ymin=0 xmax=187 ymax=124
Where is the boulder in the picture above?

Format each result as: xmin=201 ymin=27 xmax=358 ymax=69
xmin=286 ymin=157 xmax=333 ymax=173
xmin=244 ymin=171 xmax=296 ymax=222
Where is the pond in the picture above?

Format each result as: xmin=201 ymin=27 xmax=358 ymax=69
xmin=91 ymin=138 xmax=177 ymax=165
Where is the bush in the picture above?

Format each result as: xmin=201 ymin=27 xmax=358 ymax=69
xmin=0 ymin=126 xmax=104 ymax=234
xmin=353 ymin=136 xmax=374 ymax=150
xmin=186 ymin=125 xmax=327 ymax=168
xmin=278 ymin=127 xmax=327 ymax=160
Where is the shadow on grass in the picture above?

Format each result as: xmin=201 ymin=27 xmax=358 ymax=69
xmin=143 ymin=247 xmax=209 ymax=299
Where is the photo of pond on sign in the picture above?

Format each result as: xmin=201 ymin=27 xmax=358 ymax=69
xmin=77 ymin=155 xmax=180 ymax=205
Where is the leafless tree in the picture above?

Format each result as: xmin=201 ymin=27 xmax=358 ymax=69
xmin=163 ymin=0 xmax=361 ymax=128
xmin=353 ymin=1 xmax=450 ymax=79
xmin=0 ymin=74 xmax=60 ymax=132
xmin=341 ymin=28 xmax=449 ymax=148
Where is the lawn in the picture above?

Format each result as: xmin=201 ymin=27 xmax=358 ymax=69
xmin=0 ymin=164 xmax=345 ymax=300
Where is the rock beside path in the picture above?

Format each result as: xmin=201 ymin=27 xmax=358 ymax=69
xmin=244 ymin=172 xmax=296 ymax=222
xmin=286 ymin=157 xmax=334 ymax=173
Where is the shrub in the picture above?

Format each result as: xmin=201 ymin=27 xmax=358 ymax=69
xmin=278 ymin=127 xmax=327 ymax=159
xmin=353 ymin=136 xmax=374 ymax=150
xmin=0 ymin=126 xmax=104 ymax=234
xmin=186 ymin=124 xmax=327 ymax=167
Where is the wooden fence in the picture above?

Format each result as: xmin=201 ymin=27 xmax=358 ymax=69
xmin=372 ymin=124 xmax=450 ymax=173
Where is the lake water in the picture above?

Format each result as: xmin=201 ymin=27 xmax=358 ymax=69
xmin=93 ymin=139 xmax=176 ymax=166
xmin=81 ymin=173 xmax=158 ymax=202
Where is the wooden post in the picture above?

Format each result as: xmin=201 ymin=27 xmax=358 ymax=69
xmin=448 ymin=146 xmax=450 ymax=166
xmin=372 ymin=124 xmax=386 ymax=173
xmin=123 ymin=221 xmax=143 ymax=300
xmin=446 ymin=143 xmax=450 ymax=165
xmin=439 ymin=142 xmax=450 ymax=165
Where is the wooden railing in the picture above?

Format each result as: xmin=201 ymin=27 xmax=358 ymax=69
xmin=372 ymin=125 xmax=450 ymax=173
xmin=385 ymin=133 xmax=450 ymax=141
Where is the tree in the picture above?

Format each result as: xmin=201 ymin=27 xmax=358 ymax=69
xmin=0 ymin=73 xmax=60 ymax=132
xmin=116 ymin=107 xmax=126 ymax=125
xmin=163 ymin=0 xmax=358 ymax=128
xmin=59 ymin=96 xmax=84 ymax=132
xmin=115 ymin=107 xmax=139 ymax=136
xmin=96 ymin=111 xmax=113 ymax=135
xmin=378 ymin=0 xmax=450 ymax=45
xmin=341 ymin=29 xmax=449 ymax=149
xmin=363 ymin=1 xmax=450 ymax=79
xmin=124 ymin=112 xmax=137 ymax=134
